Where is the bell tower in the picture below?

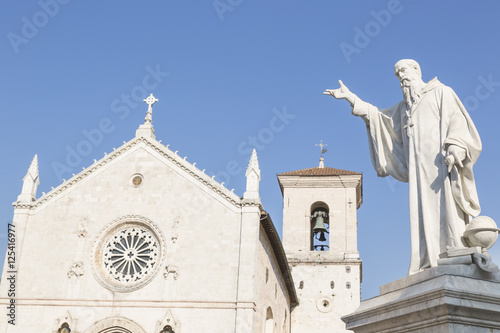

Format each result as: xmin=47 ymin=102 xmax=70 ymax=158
xmin=278 ymin=157 xmax=363 ymax=332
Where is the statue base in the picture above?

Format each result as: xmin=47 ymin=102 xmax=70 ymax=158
xmin=342 ymin=265 xmax=500 ymax=332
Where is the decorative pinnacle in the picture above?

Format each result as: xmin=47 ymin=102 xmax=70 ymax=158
xmin=143 ymin=93 xmax=158 ymax=124
xmin=24 ymin=154 xmax=39 ymax=181
xmin=244 ymin=149 xmax=261 ymax=201
xmin=18 ymin=154 xmax=40 ymax=202
xmin=246 ymin=149 xmax=261 ymax=179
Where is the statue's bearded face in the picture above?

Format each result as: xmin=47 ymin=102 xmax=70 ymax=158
xmin=394 ymin=62 xmax=421 ymax=87
xmin=394 ymin=60 xmax=424 ymax=108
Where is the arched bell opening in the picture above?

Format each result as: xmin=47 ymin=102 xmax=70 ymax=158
xmin=310 ymin=202 xmax=330 ymax=251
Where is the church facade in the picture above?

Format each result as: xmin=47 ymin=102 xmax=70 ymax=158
xmin=0 ymin=95 xmax=362 ymax=333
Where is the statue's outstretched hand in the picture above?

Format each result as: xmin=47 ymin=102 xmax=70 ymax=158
xmin=324 ymin=80 xmax=356 ymax=106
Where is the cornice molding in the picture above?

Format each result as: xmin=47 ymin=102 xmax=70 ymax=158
xmin=277 ymin=174 xmax=362 ymax=188
xmin=277 ymin=174 xmax=363 ymax=208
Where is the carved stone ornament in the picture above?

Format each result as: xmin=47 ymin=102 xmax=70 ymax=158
xmin=171 ymin=216 xmax=180 ymax=243
xmin=78 ymin=218 xmax=88 ymax=238
xmin=67 ymin=262 xmax=84 ymax=279
xmin=164 ymin=265 xmax=179 ymax=280
xmin=91 ymin=215 xmax=165 ymax=293
xmin=156 ymin=310 xmax=179 ymax=333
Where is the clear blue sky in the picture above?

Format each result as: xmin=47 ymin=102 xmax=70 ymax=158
xmin=1 ymin=1 xmax=500 ymax=300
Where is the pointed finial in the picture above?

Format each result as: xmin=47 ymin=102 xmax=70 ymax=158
xmin=319 ymin=157 xmax=325 ymax=168
xmin=24 ymin=154 xmax=39 ymax=181
xmin=17 ymin=154 xmax=40 ymax=203
xmin=246 ymin=149 xmax=261 ymax=179
xmin=143 ymin=93 xmax=158 ymax=124
xmin=243 ymin=149 xmax=261 ymax=202
xmin=315 ymin=140 xmax=328 ymax=168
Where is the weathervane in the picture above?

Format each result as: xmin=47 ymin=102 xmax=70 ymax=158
xmin=315 ymin=140 xmax=328 ymax=157
xmin=315 ymin=140 xmax=328 ymax=168
xmin=143 ymin=93 xmax=158 ymax=124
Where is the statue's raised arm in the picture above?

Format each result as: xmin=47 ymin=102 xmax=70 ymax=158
xmin=323 ymin=80 xmax=357 ymax=107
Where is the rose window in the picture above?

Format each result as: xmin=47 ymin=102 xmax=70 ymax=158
xmin=92 ymin=216 xmax=164 ymax=292
xmin=103 ymin=226 xmax=159 ymax=283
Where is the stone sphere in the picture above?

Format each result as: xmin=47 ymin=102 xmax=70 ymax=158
xmin=464 ymin=216 xmax=499 ymax=250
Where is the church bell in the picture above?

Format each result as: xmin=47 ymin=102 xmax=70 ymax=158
xmin=317 ymin=231 xmax=327 ymax=242
xmin=312 ymin=215 xmax=327 ymax=234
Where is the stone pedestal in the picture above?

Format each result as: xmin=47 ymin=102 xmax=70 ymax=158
xmin=342 ymin=265 xmax=500 ymax=332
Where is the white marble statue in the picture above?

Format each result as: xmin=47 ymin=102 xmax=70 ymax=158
xmin=325 ymin=59 xmax=482 ymax=275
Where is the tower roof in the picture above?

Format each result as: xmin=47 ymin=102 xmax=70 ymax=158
xmin=277 ymin=165 xmax=363 ymax=208
xmin=277 ymin=166 xmax=361 ymax=177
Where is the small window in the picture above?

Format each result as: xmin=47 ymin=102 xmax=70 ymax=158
xmin=346 ymin=266 xmax=351 ymax=273
xmin=330 ymin=281 xmax=334 ymax=289
xmin=299 ymin=281 xmax=304 ymax=289
xmin=346 ymin=282 xmax=351 ymax=289
xmin=265 ymin=307 xmax=274 ymax=333
xmin=131 ymin=173 xmax=144 ymax=188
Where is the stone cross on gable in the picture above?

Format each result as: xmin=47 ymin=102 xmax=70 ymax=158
xmin=143 ymin=93 xmax=158 ymax=124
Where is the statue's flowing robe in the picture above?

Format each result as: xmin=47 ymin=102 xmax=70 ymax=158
xmin=353 ymin=78 xmax=481 ymax=274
